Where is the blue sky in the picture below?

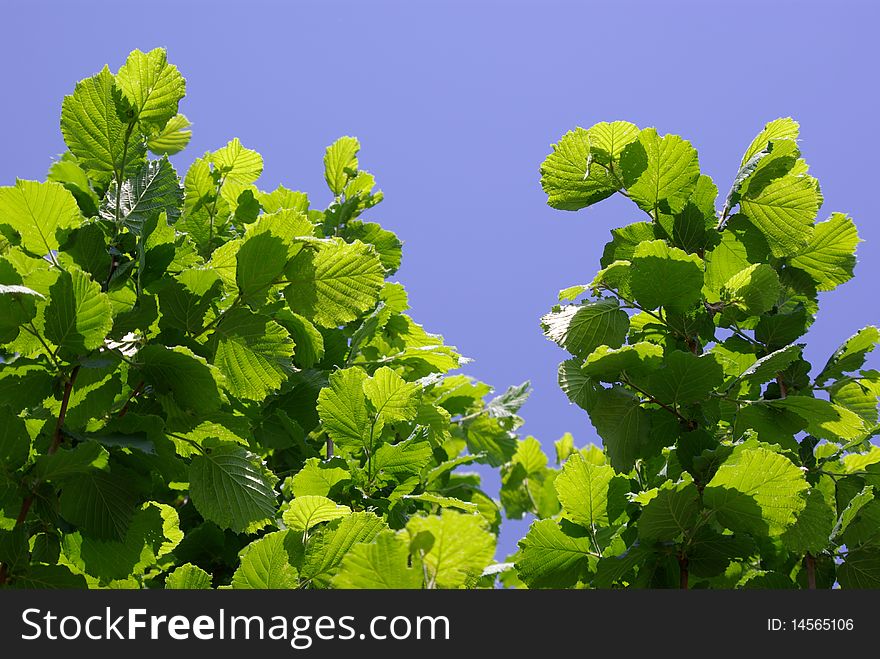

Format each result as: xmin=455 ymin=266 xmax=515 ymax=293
xmin=2 ymin=0 xmax=878 ymax=557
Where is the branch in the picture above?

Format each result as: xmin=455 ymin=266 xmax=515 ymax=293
xmin=49 ymin=365 xmax=81 ymax=455
xmin=621 ymin=376 xmax=692 ymax=425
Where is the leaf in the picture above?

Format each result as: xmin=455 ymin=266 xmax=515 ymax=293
xmin=516 ymin=518 xmax=595 ymax=588
xmin=231 ymin=531 xmax=299 ymax=589
xmin=60 ymin=66 xmax=144 ymax=183
xmin=590 ymin=386 xmax=652 ymax=472
xmin=704 ymin=446 xmax=809 ymax=536
xmin=0 ymin=409 xmax=29 ymax=470
xmin=629 ymin=239 xmax=704 ymax=312
xmin=407 ymin=511 xmax=495 ymax=588
xmin=586 ymin=121 xmax=641 ymax=165
xmin=100 ymin=158 xmax=183 ymax=233
xmin=0 ymin=180 xmax=81 ymax=256
xmin=486 ymin=381 xmax=531 ymax=418
xmin=721 ymin=263 xmax=780 ymax=315
xmin=301 ymin=512 xmax=387 ymax=586
xmin=729 ymin=343 xmax=803 ymax=389
xmin=44 ymin=267 xmax=113 ymax=354
xmin=764 ymin=396 xmax=867 ymax=442
xmin=539 ymin=127 xmax=619 ymax=210
xmin=541 ymin=299 xmax=629 ymax=359
xmin=33 ymin=441 xmax=109 ymax=481
xmin=833 ymin=485 xmax=873 ymax=540
xmin=838 ymin=550 xmax=880 ymax=589
xmin=189 ymin=445 xmax=279 ymax=533
xmin=582 ymin=342 xmax=663 ymax=381
xmin=324 ymin=136 xmax=360 ymax=195
xmin=815 ymin=326 xmax=879 ymax=386
xmin=14 ymin=564 xmax=87 ymax=589
xmin=116 ymin=48 xmax=186 ymax=132
xmin=739 ymin=173 xmax=819 ymax=257
xmin=790 ymin=213 xmax=859 ymax=291
xmin=138 ymin=345 xmax=223 ymax=416
xmin=283 ymin=495 xmax=351 ymax=532
xmin=558 ymin=359 xmax=601 ymax=411
xmin=59 ymin=468 xmax=137 ymax=541
xmin=343 ymin=221 xmax=402 ymax=274
xmin=372 ymin=438 xmax=433 ymax=476
xmin=363 ymin=366 xmax=421 ymax=422
xmin=741 ymin=117 xmax=800 ymax=165
xmin=554 ymin=453 xmax=617 ymax=529
xmin=148 ymin=113 xmax=192 ymax=156
xmin=287 ymin=458 xmax=351 ymax=498
xmin=157 ymin=268 xmax=223 ymax=334
xmin=283 ymin=239 xmax=385 ymax=328
xmin=213 ymin=308 xmax=294 ymax=400
xmin=317 ymin=367 xmax=370 ymax=450
xmin=333 ymin=530 xmax=423 ymax=589
xmin=165 ymin=563 xmax=212 ymax=589
xmin=620 ymin=127 xmax=701 ymax=215
xmin=780 ymin=489 xmax=834 ymax=554
xmin=465 ymin=415 xmax=517 ymax=467
xmin=647 ymin=351 xmax=724 ymax=406
xmin=212 ymin=138 xmax=263 ymax=184
xmin=638 ymin=477 xmax=701 ymax=541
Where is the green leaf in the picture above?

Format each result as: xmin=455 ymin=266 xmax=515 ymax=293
xmin=231 ymin=530 xmax=299 ymax=589
xmin=333 ymin=530 xmax=423 ymax=589
xmin=0 ymin=283 xmax=40 ymax=343
xmin=100 ymin=158 xmax=183 ymax=234
xmin=838 ymin=550 xmax=880 ymax=589
xmin=407 ymin=511 xmax=495 ymax=588
xmin=582 ymin=342 xmax=663 ymax=382
xmin=554 ymin=453 xmax=620 ymax=528
xmin=729 ymin=343 xmax=803 ymax=389
xmin=165 ymin=563 xmax=212 ymax=589
xmin=465 ymin=415 xmax=517 ymax=467
xmin=44 ymin=267 xmax=113 ymax=354
xmin=764 ymin=396 xmax=867 ymax=442
xmin=558 ymin=359 xmax=601 ymax=411
xmin=0 ymin=409 xmax=29 ymax=470
xmin=62 ymin=501 xmax=183 ymax=581
xmin=317 ymin=367 xmax=370 ymax=450
xmin=33 ymin=441 xmax=109 ymax=481
xmin=516 ymin=518 xmax=595 ymax=588
xmin=283 ymin=496 xmax=351 ymax=532
xmin=790 ymin=213 xmax=859 ymax=291
xmin=343 ymin=221 xmax=402 ymax=274
xmin=704 ymin=446 xmax=809 ymax=536
xmin=620 ymin=127 xmax=701 ymax=215
xmin=324 ymin=136 xmax=360 ymax=195
xmin=372 ymin=438 xmax=433 ymax=476
xmin=539 ymin=127 xmax=619 ymax=210
xmin=541 ymin=299 xmax=629 ymax=359
xmin=60 ymin=66 xmax=144 ymax=183
xmin=590 ymin=386 xmax=652 ymax=472
xmin=815 ymin=326 xmax=879 ymax=386
xmin=739 ymin=173 xmax=819 ymax=257
xmin=780 ymin=489 xmax=834 ymax=554
xmin=721 ymin=263 xmax=780 ymax=315
xmin=638 ymin=477 xmax=701 ymax=541
xmin=212 ymin=138 xmax=263 ymax=184
xmin=283 ymin=239 xmax=385 ymax=328
xmin=189 ymin=445 xmax=279 ymax=533
xmin=741 ymin=118 xmax=800 ymax=165
xmin=287 ymin=458 xmax=351 ymax=498
xmin=59 ymin=467 xmax=137 ymax=541
xmin=301 ymin=512 xmax=387 ymax=586
xmin=148 ymin=113 xmax=192 ymax=156
xmin=703 ymin=215 xmax=771 ymax=298
xmin=833 ymin=485 xmax=873 ymax=540
xmin=364 ymin=366 xmax=421 ymax=422
xmin=138 ymin=345 xmax=223 ymax=416
xmin=586 ymin=121 xmax=641 ymax=165
xmin=157 ymin=268 xmax=222 ymax=334
xmin=116 ymin=48 xmax=186 ymax=132
xmin=629 ymin=239 xmax=704 ymax=312
xmin=213 ymin=308 xmax=294 ymax=400
xmin=14 ymin=564 xmax=88 ymax=589
xmin=647 ymin=351 xmax=724 ymax=406
xmin=0 ymin=180 xmax=81 ymax=256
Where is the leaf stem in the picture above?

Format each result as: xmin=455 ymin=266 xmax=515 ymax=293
xmin=621 ymin=376 xmax=691 ymax=425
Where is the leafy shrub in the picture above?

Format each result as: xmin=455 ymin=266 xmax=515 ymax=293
xmin=500 ymin=119 xmax=879 ymax=589
xmin=0 ymin=49 xmax=528 ymax=589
